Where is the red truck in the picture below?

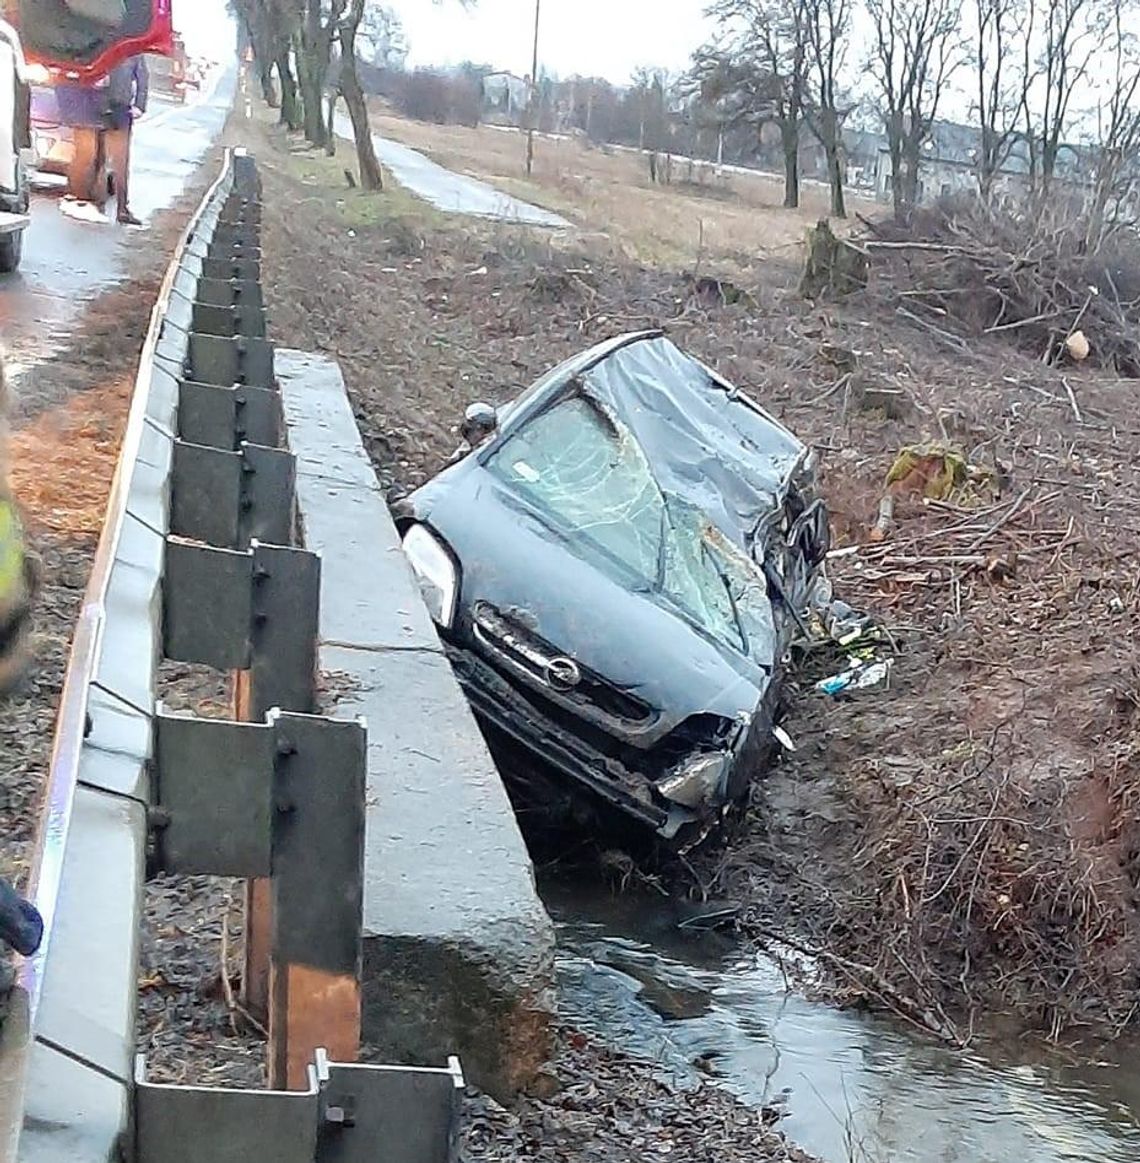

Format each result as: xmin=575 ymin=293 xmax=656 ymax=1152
xmin=3 ymin=2 xmax=175 ymax=219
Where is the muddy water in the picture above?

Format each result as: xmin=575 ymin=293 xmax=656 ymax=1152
xmin=544 ymin=880 xmax=1140 ymax=1163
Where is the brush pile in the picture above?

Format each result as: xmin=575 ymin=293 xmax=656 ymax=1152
xmin=859 ymin=202 xmax=1140 ymax=377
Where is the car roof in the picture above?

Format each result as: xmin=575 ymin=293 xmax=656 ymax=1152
xmin=488 ymin=332 xmax=806 ymax=548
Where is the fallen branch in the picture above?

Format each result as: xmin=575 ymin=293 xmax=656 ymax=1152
xmin=966 ymin=489 xmax=1030 ymax=553
xmin=1061 ymin=376 xmax=1082 ymax=423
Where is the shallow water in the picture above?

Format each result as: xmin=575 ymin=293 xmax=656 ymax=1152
xmin=545 ymin=880 xmax=1140 ymax=1163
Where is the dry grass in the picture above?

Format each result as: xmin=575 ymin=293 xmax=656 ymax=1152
xmin=235 ymin=100 xmax=443 ymax=235
xmin=367 ymin=106 xmax=880 ymax=278
xmin=10 ymin=378 xmax=131 ymax=536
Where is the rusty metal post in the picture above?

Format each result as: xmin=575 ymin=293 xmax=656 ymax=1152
xmin=267 ymin=712 xmax=367 ymax=1091
xmin=235 ymin=544 xmax=320 ymax=1021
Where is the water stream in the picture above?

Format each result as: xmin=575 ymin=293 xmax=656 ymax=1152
xmin=545 ymin=879 xmax=1140 ymax=1163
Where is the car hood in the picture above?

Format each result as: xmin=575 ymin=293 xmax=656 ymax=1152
xmin=412 ymin=466 xmax=768 ymax=742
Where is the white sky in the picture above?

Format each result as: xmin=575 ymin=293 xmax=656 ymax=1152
xmin=389 ymin=0 xmax=713 ymax=84
xmin=172 ymin=0 xmax=234 ymax=63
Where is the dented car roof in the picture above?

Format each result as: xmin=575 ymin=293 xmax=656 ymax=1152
xmin=493 ymin=331 xmax=807 ymax=553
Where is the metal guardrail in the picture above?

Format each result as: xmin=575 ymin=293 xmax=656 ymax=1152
xmin=0 ymin=149 xmax=464 ymax=1163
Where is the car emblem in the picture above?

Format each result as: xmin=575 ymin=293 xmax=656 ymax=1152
xmin=545 ymin=656 xmax=581 ymax=690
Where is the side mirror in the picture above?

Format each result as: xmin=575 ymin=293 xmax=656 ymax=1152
xmin=461 ymin=402 xmax=498 ymax=447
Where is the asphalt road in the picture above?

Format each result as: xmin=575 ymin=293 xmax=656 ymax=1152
xmin=0 ymin=66 xmax=236 ymax=386
xmin=333 ymin=111 xmax=569 ymax=228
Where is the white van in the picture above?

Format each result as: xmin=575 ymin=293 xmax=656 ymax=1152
xmin=0 ymin=19 xmax=31 ymax=272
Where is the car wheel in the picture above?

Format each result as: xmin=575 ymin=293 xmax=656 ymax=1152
xmin=0 ymin=229 xmax=24 ymax=274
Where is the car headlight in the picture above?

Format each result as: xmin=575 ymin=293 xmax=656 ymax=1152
xmin=657 ymin=751 xmax=731 ymax=810
xmin=402 ymin=524 xmax=458 ymax=629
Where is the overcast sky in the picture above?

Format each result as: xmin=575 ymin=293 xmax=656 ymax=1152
xmin=388 ymin=0 xmax=713 ymax=84
xmin=173 ymin=0 xmax=233 ymax=62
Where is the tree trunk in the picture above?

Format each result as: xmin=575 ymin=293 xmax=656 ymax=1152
xmin=325 ymin=92 xmax=338 ymax=156
xmin=887 ymin=126 xmax=906 ymax=221
xmin=338 ymin=21 xmax=383 ymax=191
xmin=901 ymin=144 xmax=921 ymax=215
xmin=295 ymin=21 xmax=328 ymax=148
xmin=298 ymin=66 xmax=325 ymax=144
xmin=276 ymin=48 xmax=302 ymax=131
xmin=781 ymin=121 xmax=800 ymax=209
xmin=260 ymin=63 xmax=278 ymax=108
xmin=819 ymin=110 xmax=846 ymax=218
xmin=1041 ymin=139 xmax=1058 ymax=193
xmin=828 ymin=147 xmax=846 ymax=218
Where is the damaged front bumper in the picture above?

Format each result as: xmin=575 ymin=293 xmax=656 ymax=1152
xmin=445 ymin=644 xmax=730 ymax=841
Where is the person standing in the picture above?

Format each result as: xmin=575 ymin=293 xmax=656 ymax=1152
xmin=103 ymin=53 xmax=147 ymax=226
xmin=55 ymin=74 xmax=112 ymax=206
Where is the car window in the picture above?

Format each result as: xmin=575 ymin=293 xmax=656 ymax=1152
xmin=485 ymin=394 xmax=760 ymax=657
xmin=488 ymin=395 xmax=662 ymax=582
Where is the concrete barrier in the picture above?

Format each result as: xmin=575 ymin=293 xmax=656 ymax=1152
xmin=276 ymin=349 xmax=555 ymax=1101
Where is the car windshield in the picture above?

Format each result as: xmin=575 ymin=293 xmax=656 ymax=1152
xmin=484 ymin=393 xmax=769 ymax=659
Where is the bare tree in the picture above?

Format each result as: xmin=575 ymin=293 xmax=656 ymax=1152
xmin=1020 ymin=0 xmax=1097 ymax=194
xmin=230 ymin=0 xmax=300 ymax=127
xmin=337 ymin=0 xmax=385 ymax=188
xmin=355 ymin=3 xmax=408 ymax=69
xmin=293 ymin=0 xmax=346 ymax=147
xmin=631 ymin=66 xmax=669 ymax=152
xmin=1085 ymin=0 xmax=1140 ymax=245
xmin=704 ymin=0 xmax=810 ymax=208
xmin=972 ymin=0 xmax=1031 ymax=199
xmin=868 ymin=0 xmax=962 ymax=219
xmin=803 ymin=0 xmax=852 ymax=216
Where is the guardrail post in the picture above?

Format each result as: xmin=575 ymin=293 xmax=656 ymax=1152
xmin=235 ymin=544 xmax=321 ymax=1022
xmin=151 ymin=705 xmax=365 ymax=1094
xmin=268 ymin=713 xmax=366 ymax=1091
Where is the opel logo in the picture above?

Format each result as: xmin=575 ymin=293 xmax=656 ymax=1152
xmin=545 ymin=656 xmax=582 ymax=691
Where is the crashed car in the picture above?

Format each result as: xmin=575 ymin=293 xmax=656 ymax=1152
xmin=394 ymin=331 xmax=830 ymax=842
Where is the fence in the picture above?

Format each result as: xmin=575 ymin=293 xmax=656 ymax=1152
xmin=1 ymin=147 xmax=463 ymax=1163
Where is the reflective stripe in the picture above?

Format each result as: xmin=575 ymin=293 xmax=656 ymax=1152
xmin=0 ymin=500 xmax=26 ymax=604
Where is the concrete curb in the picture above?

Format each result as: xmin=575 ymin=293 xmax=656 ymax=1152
xmin=276 ymin=348 xmax=555 ymax=1101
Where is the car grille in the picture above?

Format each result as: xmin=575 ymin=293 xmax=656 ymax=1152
xmin=471 ymin=601 xmax=653 ymax=726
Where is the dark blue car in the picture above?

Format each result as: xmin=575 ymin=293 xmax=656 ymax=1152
xmin=395 ymin=331 xmax=830 ymax=844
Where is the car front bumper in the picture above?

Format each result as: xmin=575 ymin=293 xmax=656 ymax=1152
xmin=445 ymin=643 xmax=710 ymax=839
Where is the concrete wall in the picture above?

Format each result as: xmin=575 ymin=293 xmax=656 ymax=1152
xmin=276 ymin=349 xmax=555 ymax=1102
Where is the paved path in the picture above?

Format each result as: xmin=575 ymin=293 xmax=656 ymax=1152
xmin=0 ymin=66 xmax=236 ymax=387
xmin=334 ymin=112 xmax=569 ymax=228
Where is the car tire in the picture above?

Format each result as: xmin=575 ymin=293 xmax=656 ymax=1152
xmin=0 ymin=229 xmax=24 ymax=274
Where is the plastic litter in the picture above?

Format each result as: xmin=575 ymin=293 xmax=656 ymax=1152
xmin=815 ymin=659 xmax=892 ymax=696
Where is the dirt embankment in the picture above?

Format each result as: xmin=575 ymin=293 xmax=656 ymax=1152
xmin=253 ymin=114 xmax=1140 ymax=1055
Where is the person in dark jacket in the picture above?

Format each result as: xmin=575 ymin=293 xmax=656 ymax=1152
xmin=103 ymin=54 xmax=147 ymax=225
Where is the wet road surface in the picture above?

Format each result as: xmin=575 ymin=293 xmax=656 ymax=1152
xmin=1 ymin=66 xmax=236 ymax=385
xmin=334 ymin=111 xmax=569 ymax=228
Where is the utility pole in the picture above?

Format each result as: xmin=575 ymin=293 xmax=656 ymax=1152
xmin=525 ymin=0 xmax=541 ymax=176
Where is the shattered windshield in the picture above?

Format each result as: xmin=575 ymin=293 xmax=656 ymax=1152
xmin=485 ymin=393 xmax=770 ymax=659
